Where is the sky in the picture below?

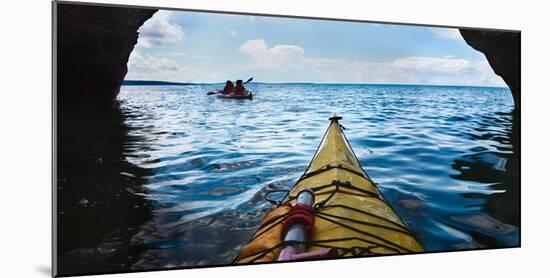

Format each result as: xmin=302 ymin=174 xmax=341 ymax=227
xmin=126 ymin=10 xmax=506 ymax=87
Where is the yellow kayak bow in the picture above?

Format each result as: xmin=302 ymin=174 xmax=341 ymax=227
xmin=235 ymin=115 xmax=423 ymax=263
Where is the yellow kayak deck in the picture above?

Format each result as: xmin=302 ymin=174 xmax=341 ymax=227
xmin=235 ymin=116 xmax=422 ymax=263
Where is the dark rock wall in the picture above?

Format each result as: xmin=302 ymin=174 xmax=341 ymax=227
xmin=55 ymin=3 xmax=157 ymax=275
xmin=56 ymin=3 xmax=156 ymax=99
xmin=460 ymin=29 xmax=521 ymax=110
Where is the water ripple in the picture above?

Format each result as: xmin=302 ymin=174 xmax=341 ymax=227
xmin=118 ymin=83 xmax=518 ymax=268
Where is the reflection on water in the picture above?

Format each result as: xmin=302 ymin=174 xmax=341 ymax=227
xmin=117 ymin=84 xmax=518 ymax=268
xmin=57 ymin=99 xmax=153 ymax=274
xmin=60 ymin=83 xmax=519 ymax=272
xmin=450 ymin=111 xmax=519 ymax=247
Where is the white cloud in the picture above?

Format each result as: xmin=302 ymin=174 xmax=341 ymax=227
xmin=390 ymin=56 xmax=503 ymax=86
xmin=239 ymin=39 xmax=305 ymax=71
xmin=164 ymin=52 xmax=209 ymax=59
xmin=237 ymin=39 xmax=505 ymax=87
xmin=127 ymin=51 xmax=227 ymax=82
xmin=128 ymin=51 xmax=179 ymax=74
xmin=391 ymin=56 xmax=472 ymax=73
xmin=430 ymin=27 xmax=463 ymax=40
xmin=137 ymin=11 xmax=185 ymax=48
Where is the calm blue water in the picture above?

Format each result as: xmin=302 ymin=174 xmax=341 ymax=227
xmin=117 ymin=83 xmax=519 ymax=268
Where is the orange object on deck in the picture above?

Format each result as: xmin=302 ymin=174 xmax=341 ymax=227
xmin=235 ymin=205 xmax=292 ymax=263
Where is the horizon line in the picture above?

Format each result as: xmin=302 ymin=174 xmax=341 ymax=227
xmin=122 ymin=79 xmax=509 ymax=89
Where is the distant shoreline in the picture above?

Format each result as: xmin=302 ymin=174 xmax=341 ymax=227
xmin=122 ymin=80 xmax=508 ymax=89
xmin=122 ymin=80 xmax=197 ymax=86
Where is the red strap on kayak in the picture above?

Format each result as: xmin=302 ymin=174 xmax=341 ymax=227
xmin=282 ymin=203 xmax=315 ymax=239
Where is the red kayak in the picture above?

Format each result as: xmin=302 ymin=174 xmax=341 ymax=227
xmin=217 ymin=91 xmax=253 ymax=100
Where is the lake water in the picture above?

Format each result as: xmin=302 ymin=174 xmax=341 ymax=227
xmin=115 ymin=83 xmax=518 ymax=269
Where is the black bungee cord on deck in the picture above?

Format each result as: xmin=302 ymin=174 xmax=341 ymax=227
xmin=234 ymin=116 xmax=421 ymax=264
xmin=234 ymin=174 xmax=420 ymax=264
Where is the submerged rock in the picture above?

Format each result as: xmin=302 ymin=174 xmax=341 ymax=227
xmin=451 ymin=213 xmax=516 ymax=235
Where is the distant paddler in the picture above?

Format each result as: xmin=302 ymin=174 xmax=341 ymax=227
xmin=233 ymin=79 xmax=246 ymax=95
xmin=207 ymin=77 xmax=253 ymax=95
xmin=221 ymin=80 xmax=234 ymax=95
